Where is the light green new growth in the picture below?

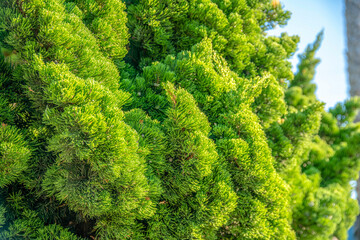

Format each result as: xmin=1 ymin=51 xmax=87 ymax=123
xmin=1 ymin=0 xmax=360 ymax=239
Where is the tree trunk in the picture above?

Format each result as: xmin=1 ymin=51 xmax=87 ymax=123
xmin=346 ymin=0 xmax=360 ymax=239
xmin=347 ymin=0 xmax=360 ymax=111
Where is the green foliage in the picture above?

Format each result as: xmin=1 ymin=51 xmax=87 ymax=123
xmin=0 ymin=0 xmax=152 ymax=238
xmin=0 ymin=125 xmax=31 ymax=187
xmin=0 ymin=207 xmax=83 ymax=240
xmin=66 ymin=0 xmax=129 ymax=61
xmin=123 ymin=34 xmax=296 ymax=238
xmin=0 ymin=46 xmax=31 ymax=189
xmin=144 ymin=83 xmax=237 ymax=239
xmin=0 ymin=0 xmax=359 ymax=239
xmin=126 ymin=0 xmax=296 ymax=73
xmin=215 ymin=108 xmax=295 ymax=239
xmin=281 ymin=32 xmax=360 ymax=240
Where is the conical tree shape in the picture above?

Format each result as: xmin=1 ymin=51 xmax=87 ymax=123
xmin=285 ymin=31 xmax=323 ymax=111
xmin=282 ymin=33 xmax=360 ymax=239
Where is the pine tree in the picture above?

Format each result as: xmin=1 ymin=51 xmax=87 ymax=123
xmin=280 ymin=32 xmax=360 ymax=240
xmin=0 ymin=0 xmax=155 ymax=238
xmin=123 ymin=0 xmax=301 ymax=238
xmin=0 ymin=54 xmax=31 ymax=188
xmin=134 ymin=83 xmax=237 ymax=239
xmin=1 ymin=0 xmax=359 ymax=239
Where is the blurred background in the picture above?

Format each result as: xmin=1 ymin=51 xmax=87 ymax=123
xmin=269 ymin=1 xmax=358 ymax=238
xmin=268 ymin=0 xmax=347 ymax=109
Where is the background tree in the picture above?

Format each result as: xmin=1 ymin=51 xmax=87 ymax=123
xmin=346 ymin=0 xmax=360 ymax=238
xmin=280 ymin=32 xmax=360 ymax=239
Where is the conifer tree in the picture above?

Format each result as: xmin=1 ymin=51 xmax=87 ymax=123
xmin=0 ymin=0 xmax=154 ymax=238
xmin=126 ymin=83 xmax=237 ymax=239
xmin=0 ymin=54 xmax=31 ymax=188
xmin=277 ymin=32 xmax=360 ymax=240
xmin=124 ymin=36 xmax=296 ymax=240
xmin=1 ymin=0 xmax=360 ymax=239
xmin=124 ymin=0 xmax=300 ymax=238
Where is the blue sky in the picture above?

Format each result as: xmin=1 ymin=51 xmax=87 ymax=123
xmin=268 ymin=0 xmax=347 ymax=109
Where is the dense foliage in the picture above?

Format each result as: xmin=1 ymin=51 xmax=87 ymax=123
xmin=0 ymin=0 xmax=359 ymax=239
xmin=272 ymin=31 xmax=360 ymax=239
